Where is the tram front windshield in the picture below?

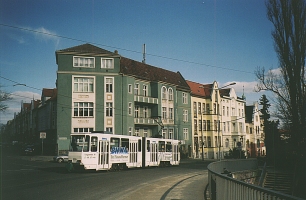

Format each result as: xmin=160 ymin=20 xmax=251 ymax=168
xmin=70 ymin=135 xmax=90 ymax=152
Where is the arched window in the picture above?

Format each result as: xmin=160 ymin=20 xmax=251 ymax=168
xmin=168 ymin=88 xmax=173 ymax=100
xmin=162 ymin=86 xmax=167 ymax=99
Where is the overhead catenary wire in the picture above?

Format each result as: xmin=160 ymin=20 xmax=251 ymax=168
xmin=0 ymin=23 xmax=254 ymax=75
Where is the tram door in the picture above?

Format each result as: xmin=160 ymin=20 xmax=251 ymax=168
xmin=98 ymin=140 xmax=109 ymax=169
xmin=129 ymin=141 xmax=138 ymax=167
xmin=150 ymin=142 xmax=158 ymax=166
xmin=172 ymin=144 xmax=179 ymax=165
xmin=129 ymin=140 xmax=138 ymax=167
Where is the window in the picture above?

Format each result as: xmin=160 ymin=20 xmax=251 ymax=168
xmin=106 ymin=127 xmax=113 ymax=133
xmin=239 ymin=122 xmax=243 ymax=133
xmin=73 ymin=128 xmax=93 ymax=133
xmin=207 ymin=120 xmax=210 ymax=131
xmin=129 ymin=127 xmax=133 ymax=136
xmin=128 ymin=84 xmax=132 ymax=93
xmin=169 ymin=129 xmax=173 ymax=139
xmin=213 ymin=103 xmax=217 ymax=114
xmin=74 ymin=102 xmax=94 ymax=117
xmin=194 ymin=120 xmax=197 ymax=131
xmin=74 ymin=56 xmax=94 ymax=68
xmin=202 ymin=103 xmax=205 ymax=113
xmin=183 ymin=128 xmax=188 ymax=140
xmin=143 ymin=107 xmax=148 ymax=118
xmin=206 ymin=104 xmax=210 ymax=114
xmin=199 ymin=120 xmax=202 ymax=131
xmin=135 ymin=128 xmax=139 ymax=136
xmin=198 ymin=102 xmax=201 ymax=114
xmin=182 ymin=92 xmax=187 ymax=104
xmin=227 ymin=122 xmax=230 ymax=132
xmin=101 ymin=58 xmax=113 ymax=68
xmin=144 ymin=128 xmax=148 ymax=137
xmin=203 ymin=120 xmax=206 ymax=131
xmin=223 ymin=106 xmax=225 ymax=116
xmin=162 ymin=87 xmax=167 ymax=99
xmin=183 ymin=109 xmax=188 ymax=122
xmin=225 ymin=138 xmax=229 ymax=148
xmin=134 ymin=106 xmax=139 ymax=118
xmin=128 ymin=102 xmax=132 ymax=115
xmin=143 ymin=85 xmax=148 ymax=96
xmin=207 ymin=136 xmax=211 ymax=147
xmin=193 ymin=102 xmax=197 ymax=118
xmin=134 ymin=84 xmax=139 ymax=95
xmin=215 ymin=136 xmax=218 ymax=147
xmin=162 ymin=129 xmax=167 ymax=139
xmin=169 ymin=108 xmax=173 ymax=120
xmin=162 ymin=107 xmax=167 ymax=119
xmin=105 ymin=78 xmax=113 ymax=93
xmin=106 ymin=103 xmax=113 ymax=117
xmin=168 ymin=88 xmax=173 ymax=100
xmin=223 ymin=122 xmax=226 ymax=133
xmin=227 ymin=107 xmax=229 ymax=116
xmin=74 ymin=77 xmax=94 ymax=92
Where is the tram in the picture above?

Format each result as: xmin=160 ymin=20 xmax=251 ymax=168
xmin=67 ymin=132 xmax=180 ymax=171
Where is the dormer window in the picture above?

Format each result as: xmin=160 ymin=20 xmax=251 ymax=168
xmin=74 ymin=56 xmax=94 ymax=68
xmin=101 ymin=58 xmax=114 ymax=69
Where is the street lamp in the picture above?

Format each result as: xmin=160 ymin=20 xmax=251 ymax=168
xmin=200 ymin=82 xmax=236 ymax=161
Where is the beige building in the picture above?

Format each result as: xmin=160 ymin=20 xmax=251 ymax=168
xmin=187 ymin=80 xmax=246 ymax=159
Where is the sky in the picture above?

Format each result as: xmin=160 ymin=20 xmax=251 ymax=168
xmin=0 ymin=0 xmax=279 ymax=125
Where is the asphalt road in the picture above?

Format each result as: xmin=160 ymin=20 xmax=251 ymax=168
xmin=1 ymin=150 xmax=211 ymax=200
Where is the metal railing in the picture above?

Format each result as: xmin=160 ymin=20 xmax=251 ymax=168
xmin=207 ymin=159 xmax=303 ymax=200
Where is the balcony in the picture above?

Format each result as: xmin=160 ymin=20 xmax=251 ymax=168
xmin=134 ymin=118 xmax=157 ymax=125
xmin=134 ymin=95 xmax=158 ymax=104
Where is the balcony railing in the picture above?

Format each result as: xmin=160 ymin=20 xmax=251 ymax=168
xmin=134 ymin=118 xmax=157 ymax=125
xmin=134 ymin=95 xmax=158 ymax=104
xmin=207 ymin=159 xmax=301 ymax=200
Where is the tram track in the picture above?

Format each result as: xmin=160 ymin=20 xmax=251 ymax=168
xmin=114 ymin=171 xmax=208 ymax=200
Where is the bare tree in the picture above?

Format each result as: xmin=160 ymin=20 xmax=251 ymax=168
xmin=255 ymin=0 xmax=306 ymax=196
xmin=0 ymin=86 xmax=12 ymax=113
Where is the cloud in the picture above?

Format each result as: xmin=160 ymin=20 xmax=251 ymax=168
xmin=17 ymin=25 xmax=60 ymax=47
xmin=33 ymin=27 xmax=60 ymax=45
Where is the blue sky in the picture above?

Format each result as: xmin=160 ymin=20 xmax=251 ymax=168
xmin=0 ymin=0 xmax=278 ymax=124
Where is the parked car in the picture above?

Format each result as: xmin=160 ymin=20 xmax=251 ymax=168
xmin=23 ymin=145 xmax=36 ymax=155
xmin=53 ymin=155 xmax=68 ymax=163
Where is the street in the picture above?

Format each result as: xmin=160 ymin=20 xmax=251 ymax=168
xmin=1 ymin=149 xmax=211 ymax=200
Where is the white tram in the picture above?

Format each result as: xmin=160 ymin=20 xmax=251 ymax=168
xmin=67 ymin=132 xmax=180 ymax=171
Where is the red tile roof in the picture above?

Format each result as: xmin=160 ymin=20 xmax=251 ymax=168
xmin=120 ymin=57 xmax=190 ymax=90
xmin=42 ymin=88 xmax=57 ymax=101
xmin=186 ymin=80 xmax=212 ymax=98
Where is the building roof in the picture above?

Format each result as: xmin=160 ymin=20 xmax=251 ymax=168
xmin=42 ymin=88 xmax=57 ymax=101
xmin=56 ymin=43 xmax=118 ymax=56
xmin=186 ymin=80 xmax=212 ymax=98
xmin=120 ymin=57 xmax=190 ymax=91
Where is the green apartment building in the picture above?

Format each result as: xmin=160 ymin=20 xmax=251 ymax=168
xmin=55 ymin=44 xmax=192 ymax=156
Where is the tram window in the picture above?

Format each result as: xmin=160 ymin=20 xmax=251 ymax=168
xmin=166 ymin=142 xmax=172 ymax=152
xmin=147 ymin=140 xmax=150 ymax=152
xmin=121 ymin=138 xmax=129 ymax=149
xmin=91 ymin=136 xmax=98 ymax=152
xmin=159 ymin=141 xmax=165 ymax=152
xmin=110 ymin=138 xmax=120 ymax=148
xmin=138 ymin=139 xmax=141 ymax=152
xmin=70 ymin=135 xmax=89 ymax=152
